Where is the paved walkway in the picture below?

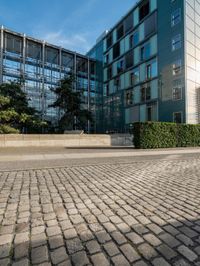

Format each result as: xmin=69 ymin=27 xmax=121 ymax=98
xmin=0 ymin=149 xmax=200 ymax=265
xmin=0 ymin=146 xmax=200 ymax=162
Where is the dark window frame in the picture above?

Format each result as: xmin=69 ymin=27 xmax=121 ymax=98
xmin=117 ymin=24 xmax=124 ymax=40
xmin=117 ymin=59 xmax=124 ymax=74
xmin=113 ymin=42 xmax=120 ymax=60
xmin=147 ymin=106 xmax=152 ymax=121
xmin=140 ymin=86 xmax=151 ymax=102
xmin=125 ymin=50 xmax=134 ymax=69
xmin=173 ymin=112 xmax=182 ymax=123
xmin=107 ymin=66 xmax=112 ymax=79
xmin=125 ymin=90 xmax=133 ymax=106
xmin=139 ymin=0 xmax=150 ymax=21
xmin=146 ymin=64 xmax=152 ymax=80
xmin=106 ymin=34 xmax=113 ymax=49
xmin=124 ymin=13 xmax=133 ymax=33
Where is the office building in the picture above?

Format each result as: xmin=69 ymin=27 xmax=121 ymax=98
xmin=89 ymin=0 xmax=200 ymax=132
xmin=2 ymin=0 xmax=200 ymax=133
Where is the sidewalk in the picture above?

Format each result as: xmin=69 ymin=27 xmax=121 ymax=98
xmin=0 ymin=146 xmax=200 ymax=162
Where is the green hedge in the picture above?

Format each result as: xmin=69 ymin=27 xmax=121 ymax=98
xmin=133 ymin=122 xmax=200 ymax=149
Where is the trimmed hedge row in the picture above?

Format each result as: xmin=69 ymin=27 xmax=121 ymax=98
xmin=133 ymin=122 xmax=200 ymax=149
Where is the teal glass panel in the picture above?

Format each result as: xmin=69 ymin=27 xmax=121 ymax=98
xmin=134 ymin=86 xmax=140 ymax=103
xmin=133 ymin=7 xmax=139 ymax=26
xmin=140 ymin=104 xmax=146 ymax=122
xmin=139 ymin=23 xmax=145 ymax=42
xmin=150 ymin=35 xmax=157 ymax=55
xmin=151 ymin=79 xmax=158 ymax=99
xmin=150 ymin=0 xmax=157 ymax=12
xmin=134 ymin=47 xmax=140 ymax=65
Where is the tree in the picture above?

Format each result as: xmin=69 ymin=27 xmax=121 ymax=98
xmin=0 ymin=82 xmax=36 ymax=116
xmin=0 ymin=82 xmax=46 ymax=133
xmin=0 ymin=95 xmax=19 ymax=133
xmin=50 ymin=75 xmax=93 ymax=133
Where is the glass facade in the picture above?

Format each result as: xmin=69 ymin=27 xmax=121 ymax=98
xmin=0 ymin=28 xmax=97 ymax=132
xmin=2 ymin=0 xmax=200 ymax=133
xmin=88 ymin=0 xmax=200 ymax=132
xmin=87 ymin=36 xmax=104 ymax=133
xmin=101 ymin=0 xmax=158 ymax=132
xmin=92 ymin=0 xmax=200 ymax=132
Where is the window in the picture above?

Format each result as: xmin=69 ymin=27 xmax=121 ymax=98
xmin=146 ymin=64 xmax=151 ymax=80
xmin=27 ymin=40 xmax=42 ymax=60
xmin=117 ymin=59 xmax=124 ymax=74
xmin=172 ymin=34 xmax=181 ymax=51
xmin=139 ymin=0 xmax=150 ymax=21
xmin=104 ymin=54 xmax=109 ymax=65
xmin=114 ymin=78 xmax=121 ymax=90
xmin=107 ymin=66 xmax=112 ymax=79
xmin=141 ymin=86 xmax=151 ymax=102
xmin=145 ymin=44 xmax=151 ymax=59
xmin=124 ymin=13 xmax=133 ymax=33
xmin=117 ymin=24 xmax=124 ymax=40
xmin=125 ymin=90 xmax=133 ymax=105
xmin=106 ymin=84 xmax=109 ymax=96
xmin=172 ymin=80 xmax=182 ymax=100
xmin=5 ymin=33 xmax=22 ymax=54
xmin=130 ymin=31 xmax=139 ymax=48
xmin=147 ymin=106 xmax=152 ymax=121
xmin=151 ymin=60 xmax=158 ymax=77
xmin=140 ymin=43 xmax=151 ymax=61
xmin=141 ymin=87 xmax=146 ymax=102
xmin=106 ymin=34 xmax=112 ymax=49
xmin=125 ymin=50 xmax=133 ymax=69
xmin=141 ymin=47 xmax=145 ymax=61
xmin=173 ymin=112 xmax=182 ymax=123
xmin=171 ymin=9 xmax=181 ymax=27
xmin=144 ymin=13 xmax=157 ymax=37
xmin=146 ymin=59 xmax=157 ymax=79
xmin=146 ymin=87 xmax=151 ymax=100
xmin=113 ymin=42 xmax=120 ymax=59
xmin=130 ymin=68 xmax=140 ymax=86
xmin=90 ymin=62 xmax=95 ymax=75
xmin=173 ymin=59 xmax=182 ymax=75
xmin=172 ymin=87 xmax=182 ymax=100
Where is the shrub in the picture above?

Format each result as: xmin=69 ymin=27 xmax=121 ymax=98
xmin=0 ymin=125 xmax=19 ymax=134
xmin=133 ymin=122 xmax=200 ymax=149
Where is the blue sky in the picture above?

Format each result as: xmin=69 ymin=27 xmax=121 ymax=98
xmin=0 ymin=0 xmax=137 ymax=54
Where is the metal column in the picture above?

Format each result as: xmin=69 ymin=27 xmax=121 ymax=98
xmin=87 ymin=57 xmax=90 ymax=134
xmin=59 ymin=47 xmax=62 ymax=81
xmin=74 ymin=52 xmax=77 ymax=130
xmin=0 ymin=26 xmax=4 ymax=84
xmin=57 ymin=47 xmax=62 ymax=123
xmin=74 ymin=52 xmax=77 ymax=91
xmin=41 ymin=41 xmax=45 ymax=122
xmin=22 ymin=34 xmax=26 ymax=87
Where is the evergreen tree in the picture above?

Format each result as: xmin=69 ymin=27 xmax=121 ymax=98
xmin=0 ymin=82 xmax=46 ymax=133
xmin=0 ymin=95 xmax=19 ymax=133
xmin=50 ymin=75 xmax=93 ymax=132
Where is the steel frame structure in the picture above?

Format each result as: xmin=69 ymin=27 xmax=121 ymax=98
xmin=0 ymin=26 xmax=97 ymax=133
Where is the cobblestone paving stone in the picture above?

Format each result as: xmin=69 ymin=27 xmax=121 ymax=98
xmin=0 ymin=158 xmax=200 ymax=265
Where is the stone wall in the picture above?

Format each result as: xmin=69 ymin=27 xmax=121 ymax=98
xmin=0 ymin=134 xmax=133 ymax=147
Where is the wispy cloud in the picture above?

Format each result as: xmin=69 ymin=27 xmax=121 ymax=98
xmin=31 ymin=0 xmax=99 ymax=54
xmin=37 ymin=30 xmax=92 ymax=54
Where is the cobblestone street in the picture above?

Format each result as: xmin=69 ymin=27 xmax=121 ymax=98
xmin=0 ymin=152 xmax=200 ymax=265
